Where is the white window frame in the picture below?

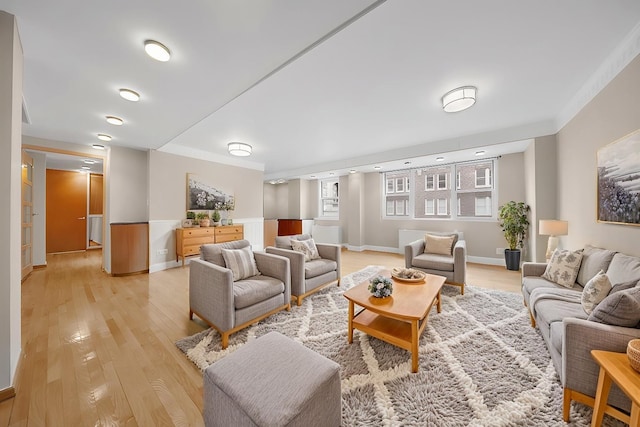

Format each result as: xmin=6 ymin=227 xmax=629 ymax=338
xmin=475 ymin=196 xmax=492 ymax=216
xmin=437 ymin=173 xmax=448 ymax=190
xmin=386 ymin=179 xmax=395 ymax=194
xmin=425 ymin=199 xmax=435 ymax=215
xmin=395 ymin=200 xmax=405 ymax=215
xmin=318 ymin=179 xmax=339 ymax=219
xmin=456 ymin=171 xmax=461 ymax=190
xmin=475 ymin=167 xmax=491 ymax=188
xmin=437 ymin=198 xmax=447 ymax=216
xmin=386 ymin=200 xmax=395 ymax=216
xmin=396 ymin=178 xmax=405 ymax=193
xmin=425 ymin=175 xmax=434 ymax=190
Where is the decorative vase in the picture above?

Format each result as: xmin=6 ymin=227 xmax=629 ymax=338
xmin=368 ymin=276 xmax=393 ymax=298
xmin=221 ymin=219 xmax=228 ymax=226
xmin=213 ymin=221 xmax=221 ymax=227
xmin=504 ymin=249 xmax=521 ymax=271
xmin=199 ymin=219 xmax=210 ymax=227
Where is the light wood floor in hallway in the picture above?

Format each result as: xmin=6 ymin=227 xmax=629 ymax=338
xmin=1 ymin=249 xmax=522 ymax=426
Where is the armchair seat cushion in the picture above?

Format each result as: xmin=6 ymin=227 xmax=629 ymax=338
xmin=305 ymin=259 xmax=338 ymax=279
xmin=412 ymin=253 xmax=454 ymax=272
xmin=234 ymin=276 xmax=285 ymax=310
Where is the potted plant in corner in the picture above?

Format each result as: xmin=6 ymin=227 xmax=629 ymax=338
xmin=498 ymin=201 xmax=530 ymax=271
xmin=196 ymin=212 xmax=210 ymax=228
xmin=211 ymin=210 xmax=221 ymax=227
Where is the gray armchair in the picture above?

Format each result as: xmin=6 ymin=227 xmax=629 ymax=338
xmin=404 ymin=231 xmax=466 ymax=294
xmin=189 ymin=240 xmax=291 ymax=349
xmin=266 ymin=234 xmax=340 ymax=306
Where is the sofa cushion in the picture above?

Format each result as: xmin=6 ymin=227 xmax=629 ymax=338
xmin=412 ymin=253 xmax=454 ymax=272
xmin=233 ymin=276 xmax=285 ymax=309
xmin=606 ymin=253 xmax=640 ymax=287
xmin=581 ymin=270 xmax=612 ymax=314
xmin=222 ymin=246 xmax=260 ymax=281
xmin=304 ymin=259 xmax=338 ymax=279
xmin=291 ymin=238 xmax=321 ymax=261
xmin=542 ymin=248 xmax=583 ymax=288
xmin=610 ymin=279 xmax=640 ymax=294
xmin=275 ymin=234 xmax=312 ymax=250
xmin=576 ymin=245 xmax=617 ymax=286
xmin=534 ymin=298 xmax=588 ymax=337
xmin=424 ymin=233 xmax=456 ymax=256
xmin=587 ymin=286 xmax=640 ymax=328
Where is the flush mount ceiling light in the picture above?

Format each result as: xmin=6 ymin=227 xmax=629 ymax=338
xmin=442 ymin=86 xmax=477 ymax=113
xmin=436 ymin=157 xmax=445 ymax=162
xmin=349 ymin=170 xmax=356 ymax=174
xmin=106 ymin=116 xmax=123 ymax=126
xmin=227 ymin=142 xmax=252 ymax=157
xmin=84 ymin=159 xmax=96 ymax=164
xmin=81 ymin=166 xmax=90 ymax=170
xmin=119 ymin=88 xmax=140 ymax=102
xmin=97 ymin=133 xmax=112 ymax=141
xmin=475 ymin=150 xmax=486 ymax=156
xmin=92 ymin=144 xmax=105 ymax=150
xmin=374 ymin=166 xmax=381 ymax=170
xmin=144 ymin=40 xmax=171 ymax=62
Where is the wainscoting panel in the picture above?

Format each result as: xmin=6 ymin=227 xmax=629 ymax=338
xmin=234 ymin=218 xmax=264 ymax=252
xmin=312 ymin=224 xmax=342 ymax=245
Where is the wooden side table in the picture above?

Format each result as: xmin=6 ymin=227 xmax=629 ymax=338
xmin=590 ymin=350 xmax=640 ymax=427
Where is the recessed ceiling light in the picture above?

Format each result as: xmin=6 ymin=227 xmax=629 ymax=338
xmin=310 ymin=175 xmax=316 ymax=179
xmin=475 ymin=150 xmax=486 ymax=156
xmin=436 ymin=157 xmax=445 ymax=162
xmin=119 ymin=88 xmax=140 ymax=102
xmin=404 ymin=161 xmax=411 ymax=165
xmin=84 ymin=160 xmax=96 ymax=164
xmin=106 ymin=116 xmax=123 ymax=126
xmin=97 ymin=133 xmax=112 ymax=141
xmin=374 ymin=166 xmax=381 ymax=170
xmin=329 ymin=172 xmax=335 ymax=176
xmin=144 ymin=40 xmax=171 ymax=62
xmin=81 ymin=166 xmax=90 ymax=170
xmin=349 ymin=170 xmax=356 ymax=174
xmin=92 ymin=144 xmax=105 ymax=150
xmin=277 ymin=179 xmax=286 ymax=184
xmin=269 ymin=180 xmax=277 ymax=185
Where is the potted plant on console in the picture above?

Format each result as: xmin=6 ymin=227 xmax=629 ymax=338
xmin=498 ymin=201 xmax=530 ymax=271
xmin=211 ymin=209 xmax=221 ymax=227
xmin=196 ymin=212 xmax=210 ymax=228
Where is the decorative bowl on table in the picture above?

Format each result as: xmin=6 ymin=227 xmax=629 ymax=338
xmin=368 ymin=276 xmax=393 ymax=298
xmin=391 ymin=267 xmax=426 ymax=283
xmin=628 ymin=339 xmax=640 ymax=373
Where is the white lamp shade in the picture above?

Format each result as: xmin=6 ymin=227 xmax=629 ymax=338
xmin=539 ymin=220 xmax=568 ymax=236
xmin=442 ymin=86 xmax=477 ymax=112
xmin=228 ymin=142 xmax=252 ymax=157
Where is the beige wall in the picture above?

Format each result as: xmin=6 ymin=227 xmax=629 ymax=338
xmin=149 ymin=150 xmax=263 ymax=220
xmin=108 ymin=146 xmax=148 ymax=222
xmin=0 ymin=10 xmax=22 ymax=388
xmin=557 ymin=53 xmax=640 ymax=256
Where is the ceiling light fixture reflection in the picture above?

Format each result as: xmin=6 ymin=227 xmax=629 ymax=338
xmin=227 ymin=142 xmax=252 ymax=157
xmin=144 ymin=40 xmax=171 ymax=62
xmin=92 ymin=144 xmax=105 ymax=150
xmin=97 ymin=133 xmax=112 ymax=141
xmin=106 ymin=116 xmax=123 ymax=126
xmin=442 ymin=86 xmax=477 ymax=113
xmin=119 ymin=88 xmax=140 ymax=102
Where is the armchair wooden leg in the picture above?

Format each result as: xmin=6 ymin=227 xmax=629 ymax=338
xmin=337 ymin=278 xmax=340 ymax=287
xmin=460 ymin=283 xmax=464 ymax=295
xmin=189 ymin=310 xmax=193 ymax=320
xmin=286 ymin=304 xmax=291 ymax=312
xmin=562 ymin=388 xmax=571 ymax=422
xmin=221 ymin=333 xmax=229 ymax=350
xmin=296 ymin=296 xmax=303 ymax=306
xmin=529 ymin=310 xmax=536 ymax=328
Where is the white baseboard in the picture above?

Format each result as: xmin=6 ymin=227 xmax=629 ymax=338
xmin=468 ymin=256 xmax=505 ymax=266
xmin=150 ymin=259 xmax=185 ymax=273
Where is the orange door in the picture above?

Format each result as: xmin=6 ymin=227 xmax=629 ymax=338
xmin=46 ymin=169 xmax=87 ymax=253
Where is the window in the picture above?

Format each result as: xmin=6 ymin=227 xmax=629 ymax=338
xmin=382 ymin=159 xmax=497 ymax=220
xmin=425 ymin=199 xmax=434 ymax=215
xmin=319 ymin=179 xmax=339 ymax=218
xmin=386 ymin=179 xmax=395 ymax=193
xmin=425 ymin=175 xmax=434 ymax=190
xmin=475 ymin=196 xmax=492 ymax=216
xmin=437 ymin=173 xmax=447 ymax=190
xmin=475 ymin=167 xmax=491 ymax=188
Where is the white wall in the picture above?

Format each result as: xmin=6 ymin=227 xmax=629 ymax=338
xmin=0 ymin=10 xmax=22 ymax=389
xmin=557 ymin=53 xmax=640 ymax=255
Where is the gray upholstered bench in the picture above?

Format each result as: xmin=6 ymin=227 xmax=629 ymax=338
xmin=203 ymin=331 xmax=341 ymax=427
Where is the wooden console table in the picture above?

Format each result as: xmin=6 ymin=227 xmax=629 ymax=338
xmin=176 ymin=225 xmax=244 ymax=266
xmin=590 ymin=350 xmax=640 ymax=427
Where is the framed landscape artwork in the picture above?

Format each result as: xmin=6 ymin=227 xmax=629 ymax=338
xmin=186 ymin=174 xmax=234 ymax=211
xmin=597 ymin=129 xmax=640 ymax=226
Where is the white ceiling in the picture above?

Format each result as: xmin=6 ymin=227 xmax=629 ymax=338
xmin=3 ymin=1 xmax=640 ymax=181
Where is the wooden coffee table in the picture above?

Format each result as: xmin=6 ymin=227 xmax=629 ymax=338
xmin=344 ymin=270 xmax=446 ymax=373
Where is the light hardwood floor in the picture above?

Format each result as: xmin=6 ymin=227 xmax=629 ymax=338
xmin=1 ymin=249 xmax=521 ymax=426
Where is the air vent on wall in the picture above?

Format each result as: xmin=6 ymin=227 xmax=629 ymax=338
xmin=22 ymin=96 xmax=31 ymax=124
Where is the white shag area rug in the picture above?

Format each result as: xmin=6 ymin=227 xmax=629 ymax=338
xmin=177 ymin=266 xmax=624 ymax=426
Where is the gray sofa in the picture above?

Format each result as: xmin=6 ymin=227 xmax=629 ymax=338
xmin=521 ymin=245 xmax=640 ymax=421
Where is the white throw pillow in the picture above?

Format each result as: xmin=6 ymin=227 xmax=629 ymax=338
xmin=542 ymin=248 xmax=583 ymax=288
xmin=221 ymin=246 xmax=260 ymax=281
xmin=291 ymin=238 xmax=321 ymax=262
xmin=581 ymin=270 xmax=612 ymax=314
xmin=424 ymin=234 xmax=455 ymax=256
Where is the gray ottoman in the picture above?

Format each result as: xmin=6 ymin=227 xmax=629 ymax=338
xmin=203 ymin=331 xmax=341 ymax=427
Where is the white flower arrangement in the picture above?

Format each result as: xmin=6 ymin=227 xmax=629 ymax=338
xmin=368 ymin=276 xmax=393 ymax=298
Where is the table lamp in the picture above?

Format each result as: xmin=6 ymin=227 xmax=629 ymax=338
xmin=539 ymin=220 xmax=569 ymax=261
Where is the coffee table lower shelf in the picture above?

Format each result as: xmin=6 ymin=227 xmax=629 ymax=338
xmin=350 ymin=308 xmax=428 ymax=372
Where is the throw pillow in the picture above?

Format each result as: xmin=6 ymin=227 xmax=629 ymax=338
xmin=221 ymin=246 xmax=260 ymax=281
xmin=542 ymin=248 xmax=583 ymax=288
xmin=581 ymin=270 xmax=612 ymax=314
xmin=291 ymin=239 xmax=321 ymax=262
xmin=588 ymin=286 xmax=640 ymax=328
xmin=424 ymin=234 xmax=455 ymax=256
xmin=610 ymin=279 xmax=639 ymax=294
